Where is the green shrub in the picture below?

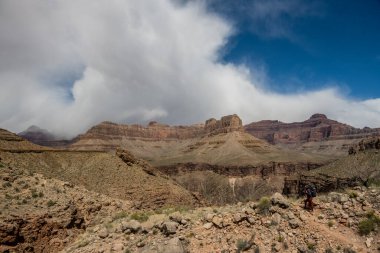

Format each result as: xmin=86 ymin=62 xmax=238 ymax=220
xmin=257 ymin=197 xmax=271 ymax=215
xmin=236 ymin=239 xmax=250 ymax=252
xmin=130 ymin=212 xmax=149 ymax=222
xmin=328 ymin=220 xmax=334 ymax=228
xmin=358 ymin=211 xmax=380 ymax=235
xmin=47 ymin=200 xmax=56 ymax=207
xmin=113 ymin=211 xmax=128 ymax=221
xmin=307 ymin=242 xmax=316 ymax=251
xmin=0 ymin=163 xmax=4 ymax=168
xmin=348 ymin=191 xmax=358 ymax=199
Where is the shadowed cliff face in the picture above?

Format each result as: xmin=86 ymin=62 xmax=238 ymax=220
xmin=244 ymin=114 xmax=380 ymax=144
xmin=283 ymin=138 xmax=380 ymax=196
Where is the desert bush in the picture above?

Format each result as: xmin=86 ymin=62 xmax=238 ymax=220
xmin=174 ymin=171 xmax=235 ymax=205
xmin=130 ymin=212 xmax=149 ymax=222
xmin=307 ymin=242 xmax=316 ymax=251
xmin=0 ymin=163 xmax=4 ymax=168
xmin=236 ymin=239 xmax=250 ymax=252
xmin=257 ymin=197 xmax=271 ymax=215
xmin=113 ymin=211 xmax=128 ymax=221
xmin=343 ymin=247 xmax=357 ymax=253
xmin=328 ymin=220 xmax=334 ymax=228
xmin=348 ymin=191 xmax=358 ymax=198
xmin=358 ymin=211 xmax=380 ymax=235
xmin=47 ymin=200 xmax=56 ymax=207
xmin=324 ymin=248 xmax=333 ymax=253
xmin=2 ymin=182 xmax=12 ymax=188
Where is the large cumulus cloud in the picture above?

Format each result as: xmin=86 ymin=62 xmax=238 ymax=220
xmin=0 ymin=0 xmax=380 ymax=138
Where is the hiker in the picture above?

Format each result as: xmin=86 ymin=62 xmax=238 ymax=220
xmin=304 ymin=184 xmax=316 ymax=211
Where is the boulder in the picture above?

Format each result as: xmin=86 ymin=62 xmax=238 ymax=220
xmin=271 ymin=192 xmax=290 ymax=209
xmin=162 ymin=221 xmax=178 ymax=235
xmin=122 ymin=220 xmax=142 ymax=233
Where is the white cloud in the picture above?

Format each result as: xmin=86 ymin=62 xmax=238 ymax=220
xmin=0 ymin=0 xmax=379 ymax=138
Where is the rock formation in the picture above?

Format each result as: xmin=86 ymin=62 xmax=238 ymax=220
xmin=18 ymin=126 xmax=72 ymax=147
xmin=244 ymin=113 xmax=380 ymax=144
xmin=204 ymin=114 xmax=243 ymax=135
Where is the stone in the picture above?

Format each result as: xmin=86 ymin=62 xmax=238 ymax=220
xmin=203 ymin=223 xmax=213 ymax=229
xmin=98 ymin=228 xmax=109 ymax=239
xmin=233 ymin=213 xmax=247 ymax=223
xmin=162 ymin=221 xmax=178 ymax=235
xmin=271 ymin=213 xmax=282 ymax=225
xmin=212 ymin=216 xmax=224 ymax=228
xmin=365 ymin=237 xmax=373 ymax=248
xmin=289 ymin=219 xmax=300 ymax=229
xmin=122 ymin=220 xmax=142 ymax=233
xmin=158 ymin=237 xmax=185 ymax=253
xmin=205 ymin=213 xmax=215 ymax=222
xmin=271 ymin=192 xmax=290 ymax=209
xmin=112 ymin=242 xmax=124 ymax=251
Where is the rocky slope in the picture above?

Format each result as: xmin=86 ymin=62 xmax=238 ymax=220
xmin=61 ymin=189 xmax=380 ymax=253
xmin=0 ymin=162 xmax=132 ymax=253
xmin=0 ymin=129 xmax=200 ymax=209
xmin=0 ymin=128 xmax=48 ymax=151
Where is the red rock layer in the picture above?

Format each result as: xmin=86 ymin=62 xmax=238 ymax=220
xmin=244 ymin=114 xmax=380 ymax=144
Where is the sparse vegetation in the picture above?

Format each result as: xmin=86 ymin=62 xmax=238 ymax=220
xmin=47 ymin=200 xmax=56 ymax=207
xmin=3 ymin=181 xmax=12 ymax=188
xmin=113 ymin=211 xmax=128 ymax=221
xmin=130 ymin=212 xmax=149 ymax=222
xmin=257 ymin=197 xmax=271 ymax=215
xmin=328 ymin=220 xmax=334 ymax=228
xmin=236 ymin=239 xmax=250 ymax=252
xmin=307 ymin=242 xmax=316 ymax=251
xmin=77 ymin=240 xmax=90 ymax=248
xmin=0 ymin=162 xmax=4 ymax=168
xmin=358 ymin=210 xmax=380 ymax=235
xmin=348 ymin=191 xmax=358 ymax=198
xmin=325 ymin=248 xmax=334 ymax=253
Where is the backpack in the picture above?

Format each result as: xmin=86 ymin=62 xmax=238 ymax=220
xmin=305 ymin=184 xmax=317 ymax=197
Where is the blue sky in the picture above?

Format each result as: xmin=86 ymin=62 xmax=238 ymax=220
xmin=208 ymin=0 xmax=380 ymax=99
xmin=2 ymin=0 xmax=380 ymax=136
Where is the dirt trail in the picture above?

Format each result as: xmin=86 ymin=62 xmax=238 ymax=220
xmin=305 ymin=204 xmax=367 ymax=252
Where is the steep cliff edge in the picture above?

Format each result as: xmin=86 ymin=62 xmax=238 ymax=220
xmin=244 ymin=113 xmax=380 ymax=144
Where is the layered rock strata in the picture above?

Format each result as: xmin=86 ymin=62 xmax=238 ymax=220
xmin=245 ymin=113 xmax=380 ymax=144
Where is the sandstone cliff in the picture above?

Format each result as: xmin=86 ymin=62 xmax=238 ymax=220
xmin=244 ymin=113 xmax=380 ymax=144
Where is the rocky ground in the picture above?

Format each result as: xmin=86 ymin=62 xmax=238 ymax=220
xmin=61 ymin=188 xmax=379 ymax=253
xmin=1 ymin=159 xmax=380 ymax=252
xmin=0 ymin=161 xmax=131 ymax=252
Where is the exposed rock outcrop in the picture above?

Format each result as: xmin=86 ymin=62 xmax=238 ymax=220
xmin=348 ymin=137 xmax=380 ymax=155
xmin=245 ymin=113 xmax=380 ymax=144
xmin=204 ymin=114 xmax=243 ymax=135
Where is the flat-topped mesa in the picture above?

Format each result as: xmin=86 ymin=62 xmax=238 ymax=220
xmin=245 ymin=113 xmax=380 ymax=144
xmin=204 ymin=114 xmax=243 ymax=135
